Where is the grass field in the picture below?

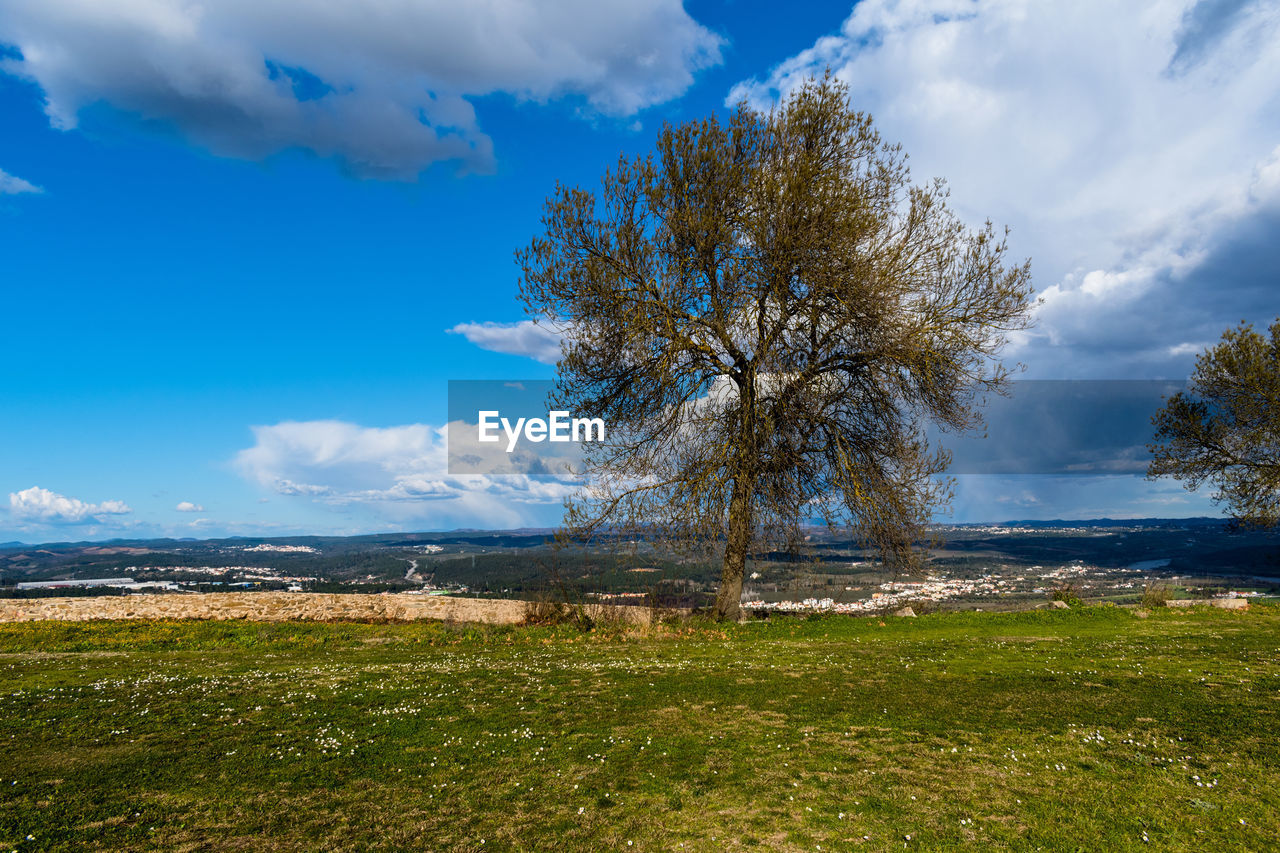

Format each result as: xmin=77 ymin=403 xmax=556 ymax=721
xmin=1 ymin=605 xmax=1277 ymax=851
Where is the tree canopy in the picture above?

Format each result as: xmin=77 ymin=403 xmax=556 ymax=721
xmin=518 ymin=75 xmax=1035 ymax=619
xmin=1148 ymin=319 xmax=1280 ymax=528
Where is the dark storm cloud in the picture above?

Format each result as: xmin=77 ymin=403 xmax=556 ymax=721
xmin=1030 ymin=201 xmax=1280 ymax=379
xmin=931 ymin=381 xmax=1186 ymax=475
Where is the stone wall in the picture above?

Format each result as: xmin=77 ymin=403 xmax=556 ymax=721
xmin=1166 ymin=597 xmax=1250 ymax=610
xmin=0 ymin=592 xmax=649 ymax=625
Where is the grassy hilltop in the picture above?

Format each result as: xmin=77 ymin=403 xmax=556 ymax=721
xmin=1 ymin=606 xmax=1277 ymax=851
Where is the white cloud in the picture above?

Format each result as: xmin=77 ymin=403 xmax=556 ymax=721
xmin=729 ymin=0 xmax=1280 ymax=378
xmin=175 ymin=501 xmax=204 ymax=512
xmin=0 ymin=167 xmax=41 ymax=194
xmin=0 ymin=0 xmax=722 ymax=179
xmin=234 ymin=419 xmax=579 ymax=527
xmin=8 ymin=486 xmax=132 ymax=523
xmin=448 ymin=320 xmax=563 ymax=364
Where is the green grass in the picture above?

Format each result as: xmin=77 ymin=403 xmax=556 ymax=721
xmin=1 ymin=606 xmax=1277 ymax=851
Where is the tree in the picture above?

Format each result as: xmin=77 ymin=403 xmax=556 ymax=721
xmin=518 ymin=75 xmax=1035 ymax=620
xmin=1148 ymin=319 xmax=1280 ymax=528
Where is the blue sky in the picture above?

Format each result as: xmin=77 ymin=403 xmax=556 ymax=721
xmin=1 ymin=0 xmax=1277 ymax=542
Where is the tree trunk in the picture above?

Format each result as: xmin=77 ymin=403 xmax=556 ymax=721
xmin=714 ymin=471 xmax=754 ymax=621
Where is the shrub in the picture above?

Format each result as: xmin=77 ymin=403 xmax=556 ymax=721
xmin=523 ymin=597 xmax=572 ymax=626
xmin=522 ymin=596 xmax=639 ymax=633
xmin=1141 ymin=582 xmax=1170 ymax=608
xmin=1050 ymin=582 xmax=1083 ymax=607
